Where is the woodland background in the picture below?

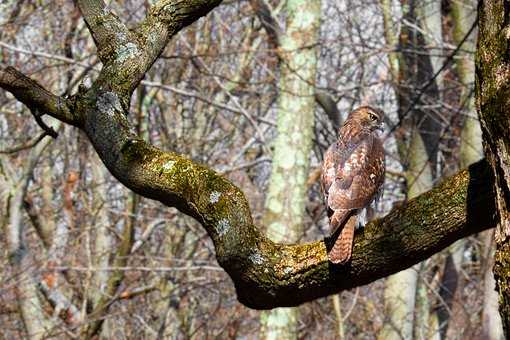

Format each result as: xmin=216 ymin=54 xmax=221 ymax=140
xmin=0 ymin=0 xmax=502 ymax=339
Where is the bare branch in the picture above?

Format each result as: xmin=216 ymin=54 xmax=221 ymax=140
xmin=141 ymin=80 xmax=276 ymax=126
xmin=0 ymin=41 xmax=97 ymax=69
xmin=31 ymin=109 xmax=59 ymax=139
xmin=142 ymin=0 xmax=223 ymax=39
xmin=128 ymin=0 xmax=223 ymax=87
xmin=131 ymin=218 xmax=166 ymax=253
xmin=73 ymin=0 xmax=224 ymax=101
xmin=0 ymin=133 xmax=49 ymax=154
xmin=249 ymin=0 xmax=281 ymax=47
xmin=315 ymin=91 xmax=341 ymax=128
xmin=75 ymin=0 xmax=133 ymax=64
xmin=39 ymin=276 xmax=83 ymax=326
xmin=0 ymin=66 xmax=77 ymax=126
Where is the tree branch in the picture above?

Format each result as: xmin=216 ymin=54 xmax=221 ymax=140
xmin=315 ymin=91 xmax=341 ymax=128
xmin=75 ymin=0 xmax=133 ymax=64
xmin=0 ymin=132 xmax=48 ymax=154
xmin=0 ymin=66 xmax=77 ymax=126
xmin=249 ymin=0 xmax=280 ymax=47
xmin=60 ymin=80 xmax=499 ymax=308
xmin=74 ymin=0 xmax=224 ymax=103
xmin=123 ymin=0 xmax=222 ymax=90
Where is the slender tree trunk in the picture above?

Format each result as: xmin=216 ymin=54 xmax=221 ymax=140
xmin=455 ymin=1 xmax=482 ymax=169
xmin=381 ymin=131 xmax=433 ymax=340
xmin=3 ymin=136 xmax=55 ymax=339
xmin=418 ymin=0 xmax=444 ymax=89
xmin=259 ymin=0 xmax=320 ymax=338
xmin=482 ymin=230 xmax=505 ymax=340
xmin=379 ymin=1 xmax=438 ymax=338
xmin=441 ymin=2 xmax=487 ymax=338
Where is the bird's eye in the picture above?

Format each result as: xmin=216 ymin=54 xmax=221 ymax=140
xmin=369 ymin=113 xmax=378 ymax=121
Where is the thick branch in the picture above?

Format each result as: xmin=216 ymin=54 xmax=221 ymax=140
xmin=0 ymin=68 xmax=498 ymax=308
xmin=75 ymin=0 xmax=133 ymax=64
xmin=97 ymin=0 xmax=221 ymax=93
xmin=69 ymin=81 xmax=496 ymax=308
xmin=0 ymin=66 xmax=76 ymax=125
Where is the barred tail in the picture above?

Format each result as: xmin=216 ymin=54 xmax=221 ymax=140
xmin=328 ymin=213 xmax=357 ymax=264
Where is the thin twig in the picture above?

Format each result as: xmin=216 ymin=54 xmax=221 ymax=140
xmin=31 ymin=109 xmax=58 ymax=139
xmin=0 ymin=41 xmax=96 ymax=69
xmin=0 ymin=132 xmax=48 ymax=154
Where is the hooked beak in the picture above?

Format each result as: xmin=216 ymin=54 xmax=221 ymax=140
xmin=376 ymin=122 xmax=385 ymax=132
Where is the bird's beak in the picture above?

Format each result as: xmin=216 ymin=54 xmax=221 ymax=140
xmin=377 ymin=122 xmax=385 ymax=132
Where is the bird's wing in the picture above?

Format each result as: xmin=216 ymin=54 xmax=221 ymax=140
xmin=335 ymin=134 xmax=372 ymax=189
xmin=321 ymin=143 xmax=340 ymax=203
xmin=328 ymin=135 xmax=385 ymax=211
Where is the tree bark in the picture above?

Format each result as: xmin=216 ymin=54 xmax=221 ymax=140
xmin=260 ymin=0 xmax=320 ymax=337
xmin=476 ymin=1 xmax=510 ymax=336
xmin=379 ymin=1 xmax=438 ymax=338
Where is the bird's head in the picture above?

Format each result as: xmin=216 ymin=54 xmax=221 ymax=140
xmin=348 ymin=106 xmax=385 ymax=132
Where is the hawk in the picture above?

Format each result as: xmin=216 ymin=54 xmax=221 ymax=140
xmin=321 ymin=106 xmax=385 ymax=264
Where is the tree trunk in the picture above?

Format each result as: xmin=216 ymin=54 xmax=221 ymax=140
xmin=441 ymin=1 xmax=486 ymax=338
xmin=3 ymin=136 xmax=55 ymax=339
xmin=260 ymin=0 xmax=320 ymax=338
xmin=418 ymin=0 xmax=444 ymax=90
xmin=379 ymin=1 xmax=439 ymax=338
xmin=477 ymin=1 xmax=510 ymax=336
xmin=482 ymin=231 xmax=505 ymax=340
xmin=455 ymin=0 xmax=482 ymax=168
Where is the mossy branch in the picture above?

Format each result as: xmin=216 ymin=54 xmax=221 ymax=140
xmin=0 ymin=68 xmax=497 ymax=308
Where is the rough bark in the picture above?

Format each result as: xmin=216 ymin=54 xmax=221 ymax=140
xmin=0 ymin=0 xmax=499 ymax=310
xmin=476 ymin=1 xmax=510 ymax=336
